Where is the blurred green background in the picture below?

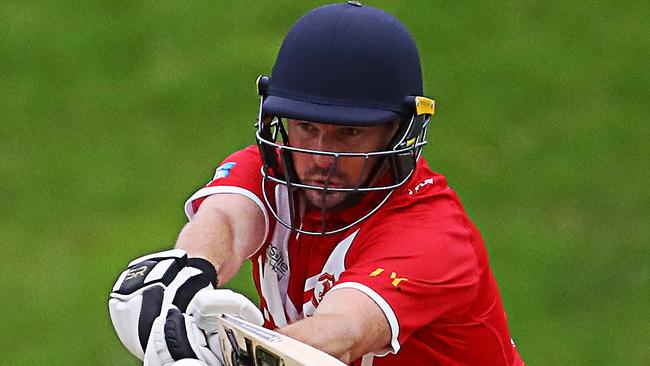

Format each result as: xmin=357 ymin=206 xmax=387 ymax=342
xmin=1 ymin=0 xmax=648 ymax=364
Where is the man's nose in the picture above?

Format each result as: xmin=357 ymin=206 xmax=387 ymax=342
xmin=310 ymin=134 xmax=338 ymax=169
xmin=312 ymin=152 xmax=335 ymax=170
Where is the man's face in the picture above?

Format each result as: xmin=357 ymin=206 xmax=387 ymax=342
xmin=286 ymin=119 xmax=398 ymax=210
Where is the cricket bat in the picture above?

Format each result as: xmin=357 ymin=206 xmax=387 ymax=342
xmin=214 ymin=314 xmax=347 ymax=366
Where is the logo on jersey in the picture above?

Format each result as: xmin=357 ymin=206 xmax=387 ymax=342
xmin=213 ymin=162 xmax=236 ymax=180
xmin=407 ymin=177 xmax=434 ymax=195
xmin=370 ymin=268 xmax=408 ymax=288
xmin=310 ymin=273 xmax=335 ymax=308
xmin=266 ymin=244 xmax=288 ymax=280
xmin=302 ymin=230 xmax=360 ymax=317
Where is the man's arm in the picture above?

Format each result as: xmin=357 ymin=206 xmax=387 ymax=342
xmin=172 ymin=193 xmax=389 ymax=363
xmin=277 ymin=288 xmax=391 ymax=364
xmin=175 ymin=193 xmax=266 ymax=284
xmin=136 ymin=193 xmax=267 ymax=366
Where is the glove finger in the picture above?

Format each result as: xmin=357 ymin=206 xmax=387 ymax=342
xmin=138 ymin=285 xmax=165 ymax=351
xmin=165 ymin=308 xmax=222 ymax=366
xmin=188 ymin=290 xmax=264 ymax=331
xmin=232 ymin=292 xmax=264 ymax=326
xmin=109 ymin=295 xmax=146 ymax=359
xmin=192 ymin=327 xmax=222 ymax=365
xmin=144 ymin=310 xmax=176 ymax=366
xmin=205 ymin=332 xmax=224 ymax=364
xmin=164 ymin=308 xmax=199 ymax=360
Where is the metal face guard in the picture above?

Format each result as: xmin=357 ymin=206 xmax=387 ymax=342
xmin=256 ymin=119 xmax=423 ymax=235
xmin=255 ymin=76 xmax=434 ymax=235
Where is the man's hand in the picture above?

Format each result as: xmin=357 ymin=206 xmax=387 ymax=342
xmin=143 ymin=289 xmax=263 ymax=366
xmin=188 ymin=289 xmax=264 ymax=332
xmin=144 ymin=305 xmax=223 ymax=366
xmin=108 ymin=249 xmax=218 ymax=359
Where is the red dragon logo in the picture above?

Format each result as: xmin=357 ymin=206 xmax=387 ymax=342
xmin=310 ymin=272 xmax=335 ymax=308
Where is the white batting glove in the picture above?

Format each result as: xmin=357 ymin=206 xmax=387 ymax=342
xmin=108 ymin=249 xmax=218 ymax=360
xmin=188 ymin=289 xmax=264 ymax=332
xmin=171 ymin=360 xmax=209 ymax=366
xmin=143 ymin=290 xmax=262 ymax=366
xmin=144 ymin=305 xmax=224 ymax=366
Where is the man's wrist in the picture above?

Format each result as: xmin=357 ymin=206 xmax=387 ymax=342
xmin=186 ymin=257 xmax=219 ymax=287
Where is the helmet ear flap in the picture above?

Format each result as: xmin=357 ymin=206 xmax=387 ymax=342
xmin=256 ymin=75 xmax=300 ymax=181
xmin=256 ymin=75 xmax=280 ymax=176
xmin=389 ymin=96 xmax=435 ymax=182
xmin=257 ymin=119 xmax=280 ymax=177
xmin=257 ymin=75 xmax=270 ymax=96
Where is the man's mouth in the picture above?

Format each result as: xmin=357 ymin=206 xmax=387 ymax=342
xmin=303 ymin=179 xmax=343 ymax=188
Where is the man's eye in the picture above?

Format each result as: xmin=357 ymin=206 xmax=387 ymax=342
xmin=298 ymin=123 xmax=316 ymax=132
xmin=340 ymin=127 xmax=360 ymax=137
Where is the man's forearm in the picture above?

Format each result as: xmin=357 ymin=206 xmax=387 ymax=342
xmin=278 ymin=313 xmax=363 ymax=364
xmin=277 ymin=288 xmax=392 ymax=364
xmin=175 ymin=205 xmax=244 ymax=284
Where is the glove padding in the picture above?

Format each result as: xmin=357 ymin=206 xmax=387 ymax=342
xmin=109 ymin=249 xmax=218 ymax=359
xmin=144 ymin=289 xmax=263 ymax=366
xmin=144 ymin=306 xmax=223 ymax=366
xmin=171 ymin=360 xmax=209 ymax=366
xmin=189 ymin=289 xmax=264 ymax=332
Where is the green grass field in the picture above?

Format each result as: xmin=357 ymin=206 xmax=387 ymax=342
xmin=1 ymin=1 xmax=648 ymax=364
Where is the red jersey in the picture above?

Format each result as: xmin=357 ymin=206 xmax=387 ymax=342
xmin=185 ymin=145 xmax=524 ymax=366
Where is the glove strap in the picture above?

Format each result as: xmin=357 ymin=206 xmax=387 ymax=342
xmin=187 ymin=257 xmax=219 ymax=287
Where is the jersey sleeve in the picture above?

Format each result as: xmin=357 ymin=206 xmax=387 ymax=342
xmin=331 ymin=207 xmax=481 ymax=355
xmin=183 ymin=145 xmax=270 ymax=245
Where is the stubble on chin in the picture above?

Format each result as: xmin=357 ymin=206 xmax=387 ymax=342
xmin=302 ymin=190 xmax=348 ymax=211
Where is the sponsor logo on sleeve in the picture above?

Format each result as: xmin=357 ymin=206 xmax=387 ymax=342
xmin=213 ymin=162 xmax=236 ymax=180
xmin=370 ymin=268 xmax=408 ymax=288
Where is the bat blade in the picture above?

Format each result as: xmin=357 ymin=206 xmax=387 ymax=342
xmin=215 ymin=314 xmax=347 ymax=366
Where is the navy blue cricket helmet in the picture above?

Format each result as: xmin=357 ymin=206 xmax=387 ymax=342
xmin=255 ymin=2 xmax=435 ymax=235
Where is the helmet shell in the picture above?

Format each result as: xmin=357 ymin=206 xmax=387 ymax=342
xmin=263 ymin=2 xmax=423 ymax=126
